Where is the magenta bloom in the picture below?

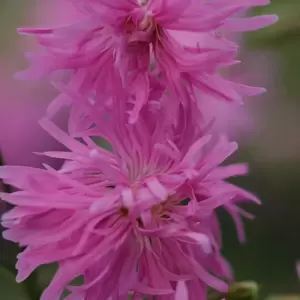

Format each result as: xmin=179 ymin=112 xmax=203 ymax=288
xmin=0 ymin=0 xmax=81 ymax=169
xmin=17 ymin=0 xmax=277 ymax=122
xmin=1 ymin=0 xmax=277 ymax=299
xmin=0 ymin=95 xmax=259 ymax=299
xmin=296 ymin=261 xmax=300 ymax=280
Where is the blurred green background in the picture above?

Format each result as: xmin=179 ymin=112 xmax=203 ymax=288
xmin=0 ymin=0 xmax=300 ymax=299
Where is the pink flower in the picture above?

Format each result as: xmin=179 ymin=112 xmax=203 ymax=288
xmin=16 ymin=0 xmax=277 ymax=123
xmin=0 ymin=155 xmax=8 ymax=214
xmin=0 ymin=60 xmax=65 ymax=168
xmin=0 ymin=0 xmax=81 ymax=168
xmin=1 ymin=1 xmax=275 ymax=299
xmin=0 ymin=95 xmax=259 ymax=299
xmin=296 ymin=261 xmax=300 ymax=280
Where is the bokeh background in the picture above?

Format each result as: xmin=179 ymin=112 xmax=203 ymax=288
xmin=0 ymin=0 xmax=300 ymax=299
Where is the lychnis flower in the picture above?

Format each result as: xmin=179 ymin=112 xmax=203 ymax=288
xmin=0 ymin=96 xmax=259 ymax=299
xmin=17 ymin=0 xmax=277 ymax=122
xmin=1 ymin=0 xmax=277 ymax=298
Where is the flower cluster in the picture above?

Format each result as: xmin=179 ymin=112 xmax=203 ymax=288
xmin=0 ymin=0 xmax=276 ymax=299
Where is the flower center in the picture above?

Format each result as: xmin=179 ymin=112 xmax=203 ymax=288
xmin=138 ymin=0 xmax=148 ymax=6
xmin=123 ymin=14 xmax=156 ymax=46
xmin=120 ymin=207 xmax=129 ymax=217
xmin=138 ymin=15 xmax=153 ymax=31
xmin=119 ymin=196 xmax=191 ymax=223
xmin=151 ymin=203 xmax=165 ymax=217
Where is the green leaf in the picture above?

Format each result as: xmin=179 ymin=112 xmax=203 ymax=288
xmin=0 ymin=264 xmax=30 ymax=300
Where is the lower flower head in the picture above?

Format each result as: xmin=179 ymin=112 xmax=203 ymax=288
xmin=0 ymin=98 xmax=259 ymax=299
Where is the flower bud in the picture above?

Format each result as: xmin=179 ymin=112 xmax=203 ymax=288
xmin=227 ymin=281 xmax=260 ymax=300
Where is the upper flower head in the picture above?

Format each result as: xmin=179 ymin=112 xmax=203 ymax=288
xmin=16 ymin=0 xmax=277 ymax=123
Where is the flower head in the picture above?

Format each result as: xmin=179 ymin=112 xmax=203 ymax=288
xmin=1 ymin=1 xmax=275 ymax=298
xmin=16 ymin=0 xmax=277 ymax=123
xmin=1 ymin=95 xmax=259 ymax=299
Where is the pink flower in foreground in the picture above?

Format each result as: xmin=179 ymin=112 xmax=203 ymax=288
xmin=296 ymin=261 xmax=300 ymax=280
xmin=0 ymin=95 xmax=259 ymax=299
xmin=0 ymin=0 xmax=81 ymax=168
xmin=0 ymin=61 xmax=65 ymax=168
xmin=17 ymin=0 xmax=277 ymax=122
